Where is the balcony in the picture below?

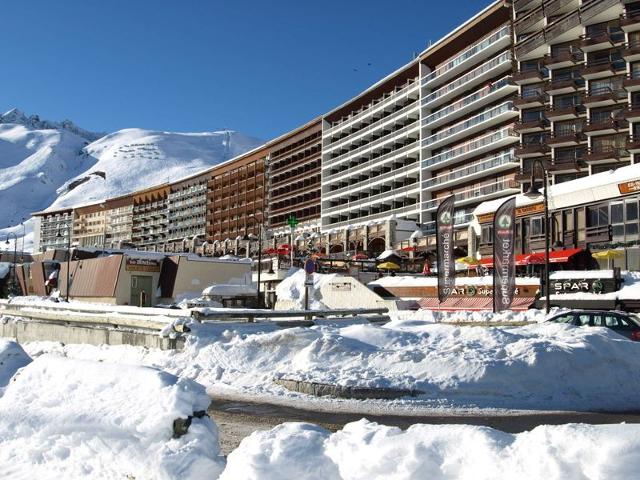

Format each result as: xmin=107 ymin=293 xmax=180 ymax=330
xmin=421 ymin=26 xmax=511 ymax=89
xmin=514 ymin=6 xmax=545 ymax=35
xmin=623 ymin=104 xmax=640 ymax=121
xmin=514 ymin=0 xmax=540 ymax=13
xmin=422 ymin=52 xmax=512 ymax=110
xmin=513 ymin=68 xmax=547 ymax=85
xmin=627 ymin=135 xmax=640 ymax=153
xmin=513 ymin=91 xmax=547 ymax=109
xmin=547 ymin=132 xmax=586 ymax=147
xmin=549 ymin=155 xmax=586 ymax=173
xmin=515 ymin=141 xmax=550 ymax=158
xmin=421 ymin=152 xmax=519 ymax=192
xmin=514 ymin=118 xmax=549 ymax=133
xmin=421 ymin=77 xmax=517 ymax=129
xmin=584 ymin=147 xmax=630 ymax=164
xmin=581 ymin=62 xmax=618 ymax=80
xmin=583 ymin=87 xmax=628 ymax=108
xmin=421 ymin=102 xmax=518 ymax=151
xmin=422 ymin=179 xmax=520 ymax=211
xmin=620 ymin=10 xmax=640 ymax=33
xmin=546 ymin=104 xmax=585 ymax=121
xmin=622 ymin=42 xmax=640 ymax=62
xmin=580 ymin=31 xmax=624 ymax=53
xmin=623 ymin=74 xmax=640 ymax=92
xmin=421 ymin=128 xmax=519 ymax=170
xmin=585 ymin=225 xmax=611 ymax=244
xmin=546 ymin=78 xmax=583 ymax=95
xmin=544 ymin=50 xmax=584 ymax=70
xmin=583 ymin=118 xmax=628 ymax=136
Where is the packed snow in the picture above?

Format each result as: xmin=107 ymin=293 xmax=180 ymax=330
xmin=20 ymin=319 xmax=640 ymax=412
xmin=275 ymin=268 xmax=339 ymax=310
xmin=0 ymin=355 xmax=225 ymax=479
xmin=224 ymin=419 xmax=640 ymax=480
xmin=0 ymin=339 xmax=30 ymax=391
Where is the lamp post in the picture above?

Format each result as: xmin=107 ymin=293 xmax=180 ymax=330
xmin=243 ymin=226 xmax=264 ymax=308
xmin=56 ymin=224 xmax=71 ymax=302
xmin=5 ymin=232 xmax=17 ymax=295
xmin=524 ymin=159 xmax=551 ymax=314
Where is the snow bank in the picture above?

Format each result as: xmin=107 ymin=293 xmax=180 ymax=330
xmin=224 ymin=419 xmax=640 ymax=480
xmin=275 ymin=268 xmax=339 ymax=310
xmin=0 ymin=339 xmax=31 ymax=391
xmin=388 ymin=308 xmax=551 ymax=324
xmin=40 ymin=319 xmax=640 ymax=412
xmin=0 ymin=356 xmax=224 ymax=479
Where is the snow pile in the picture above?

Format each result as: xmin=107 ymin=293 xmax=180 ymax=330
xmin=548 ymin=270 xmax=640 ymax=301
xmin=0 ymin=356 xmax=224 ymax=479
xmin=224 ymin=419 xmax=640 ymax=480
xmin=275 ymin=268 xmax=339 ymax=310
xmin=41 ymin=320 xmax=640 ymax=412
xmin=0 ymin=339 xmax=31 ymax=391
xmin=389 ymin=308 xmax=550 ymax=324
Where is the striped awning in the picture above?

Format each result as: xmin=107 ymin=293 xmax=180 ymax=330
xmin=417 ymin=296 xmax=535 ymax=311
xmin=478 ymin=248 xmax=583 ymax=268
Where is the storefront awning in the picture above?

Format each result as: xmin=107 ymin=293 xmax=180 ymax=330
xmin=478 ymin=248 xmax=584 ymax=268
xmin=417 ymin=296 xmax=535 ymax=311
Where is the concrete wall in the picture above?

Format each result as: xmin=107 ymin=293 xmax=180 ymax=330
xmin=1 ymin=318 xmax=182 ymax=350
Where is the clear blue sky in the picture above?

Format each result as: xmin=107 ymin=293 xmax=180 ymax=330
xmin=1 ymin=0 xmax=494 ymax=141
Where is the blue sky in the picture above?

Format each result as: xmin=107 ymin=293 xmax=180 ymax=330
xmin=1 ymin=0 xmax=494 ymax=140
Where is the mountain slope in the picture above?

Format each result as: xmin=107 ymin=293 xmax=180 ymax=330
xmin=0 ymin=109 xmax=263 ymax=252
xmin=49 ymin=128 xmax=261 ymax=210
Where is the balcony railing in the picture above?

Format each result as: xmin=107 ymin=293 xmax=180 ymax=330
xmin=422 ymin=152 xmax=518 ymax=190
xmin=422 ymin=52 xmax=512 ymax=108
xmin=421 ymin=102 xmax=515 ymax=149
xmin=422 ymin=178 xmax=520 ymax=211
xmin=422 ymin=77 xmax=513 ymax=128
xmin=421 ymin=26 xmax=511 ymax=87
xmin=422 ymin=127 xmax=518 ymax=170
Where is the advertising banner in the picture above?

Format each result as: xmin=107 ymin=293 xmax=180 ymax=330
xmin=436 ymin=195 xmax=456 ymax=303
xmin=493 ymin=197 xmax=516 ymax=312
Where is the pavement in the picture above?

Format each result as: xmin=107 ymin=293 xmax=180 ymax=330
xmin=209 ymin=398 xmax=640 ymax=455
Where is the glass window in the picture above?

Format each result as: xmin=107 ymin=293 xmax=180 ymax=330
xmin=577 ymin=314 xmax=591 ymax=326
xmin=551 ymin=314 xmax=575 ymax=324
xmin=611 ymin=203 xmax=624 ymax=224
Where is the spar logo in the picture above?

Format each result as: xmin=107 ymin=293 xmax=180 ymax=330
xmin=439 ymin=211 xmax=452 ymax=225
xmin=497 ymin=214 xmax=512 ymax=229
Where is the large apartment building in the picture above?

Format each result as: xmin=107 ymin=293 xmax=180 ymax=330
xmin=512 ymin=0 xmax=639 ymax=187
xmin=31 ymin=0 xmax=640 ymax=261
xmin=419 ymin=1 xmax=519 ymax=248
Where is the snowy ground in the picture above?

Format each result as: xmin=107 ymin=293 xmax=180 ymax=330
xmin=0 ymin=350 xmax=224 ymax=479
xmin=17 ymin=318 xmax=640 ymax=413
xmin=223 ymin=420 xmax=640 ymax=480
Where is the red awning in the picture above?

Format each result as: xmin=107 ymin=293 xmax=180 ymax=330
xmin=478 ymin=248 xmax=583 ymax=268
xmin=401 ymin=246 xmax=416 ymax=252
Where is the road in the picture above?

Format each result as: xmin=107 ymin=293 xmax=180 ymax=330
xmin=209 ymin=398 xmax=640 ymax=455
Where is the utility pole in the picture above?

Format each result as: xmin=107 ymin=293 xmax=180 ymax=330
xmin=287 ymin=215 xmax=298 ymax=268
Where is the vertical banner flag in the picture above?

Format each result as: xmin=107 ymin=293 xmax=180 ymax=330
xmin=436 ymin=195 xmax=456 ymax=303
xmin=493 ymin=197 xmax=516 ymax=312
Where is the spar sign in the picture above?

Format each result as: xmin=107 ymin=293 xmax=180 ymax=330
xmin=436 ymin=195 xmax=456 ymax=303
xmin=493 ymin=197 xmax=516 ymax=312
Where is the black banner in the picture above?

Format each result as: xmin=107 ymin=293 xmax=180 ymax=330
xmin=436 ymin=195 xmax=456 ymax=303
xmin=493 ymin=197 xmax=516 ymax=312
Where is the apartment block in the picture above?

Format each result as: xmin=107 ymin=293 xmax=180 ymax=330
xmin=419 ymin=1 xmax=519 ymax=245
xmin=206 ymin=148 xmax=267 ymax=255
xmin=321 ymin=62 xmax=422 ymax=234
xmin=131 ymin=185 xmax=170 ymax=251
xmin=104 ymin=197 xmax=134 ymax=248
xmin=513 ymin=0 xmax=639 ymax=187
xmin=166 ymin=172 xmax=209 ymax=252
xmin=72 ymin=203 xmax=107 ymax=247
xmin=268 ymin=119 xmax=322 ymax=230
xmin=33 ymin=208 xmax=74 ymax=251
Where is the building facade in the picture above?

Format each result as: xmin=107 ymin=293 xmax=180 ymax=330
xmin=131 ymin=185 xmax=170 ymax=251
xmin=166 ymin=172 xmax=209 ymax=252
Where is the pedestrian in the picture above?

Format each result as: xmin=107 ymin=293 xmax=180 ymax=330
xmin=45 ymin=263 xmax=60 ymax=296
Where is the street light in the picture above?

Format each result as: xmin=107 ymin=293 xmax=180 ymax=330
xmin=243 ymin=227 xmax=264 ymax=308
xmin=524 ymin=159 xmax=551 ymax=314
xmin=56 ymin=224 xmax=71 ymax=302
xmin=5 ymin=232 xmax=17 ymax=295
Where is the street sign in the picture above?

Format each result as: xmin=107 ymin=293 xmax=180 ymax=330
xmin=304 ymin=258 xmax=316 ymax=274
xmin=287 ymin=215 xmax=299 ymax=228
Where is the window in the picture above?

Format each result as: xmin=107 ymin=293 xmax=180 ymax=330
xmin=530 ymin=217 xmax=545 ymax=236
xmin=522 ymin=109 xmax=545 ymax=122
xmin=587 ymin=204 xmax=609 ymax=228
xmin=481 ymin=225 xmax=493 ymax=244
xmin=552 ymin=314 xmax=575 ymax=324
xmin=554 ymin=120 xmax=583 ymax=136
xmin=576 ymin=314 xmax=591 ymax=326
xmin=554 ymin=93 xmax=582 ymax=108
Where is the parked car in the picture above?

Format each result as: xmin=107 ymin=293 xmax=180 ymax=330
xmin=546 ymin=310 xmax=640 ymax=341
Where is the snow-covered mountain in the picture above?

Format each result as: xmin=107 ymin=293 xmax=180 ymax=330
xmin=0 ymin=109 xmax=263 ymax=251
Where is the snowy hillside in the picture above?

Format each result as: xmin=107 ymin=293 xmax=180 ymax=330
xmin=49 ymin=127 xmax=262 ymax=210
xmin=0 ymin=109 xmax=262 ymax=252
